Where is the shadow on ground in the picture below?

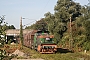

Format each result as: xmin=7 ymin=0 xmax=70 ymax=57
xmin=56 ymin=48 xmax=73 ymax=53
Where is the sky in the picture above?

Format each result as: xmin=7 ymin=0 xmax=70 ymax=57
xmin=0 ymin=0 xmax=89 ymax=29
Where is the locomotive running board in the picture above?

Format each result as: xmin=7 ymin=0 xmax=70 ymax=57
xmin=41 ymin=43 xmax=57 ymax=48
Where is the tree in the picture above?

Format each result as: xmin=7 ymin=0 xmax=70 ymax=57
xmin=79 ymin=6 xmax=90 ymax=50
xmin=0 ymin=15 xmax=6 ymax=46
xmin=7 ymin=25 xmax=16 ymax=29
xmin=25 ymin=18 xmax=47 ymax=30
xmin=44 ymin=12 xmax=56 ymax=34
xmin=44 ymin=0 xmax=82 ymax=44
xmin=0 ymin=15 xmax=7 ymax=60
xmin=34 ymin=18 xmax=47 ymax=30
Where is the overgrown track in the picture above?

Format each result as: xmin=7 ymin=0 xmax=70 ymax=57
xmin=19 ymin=46 xmax=90 ymax=60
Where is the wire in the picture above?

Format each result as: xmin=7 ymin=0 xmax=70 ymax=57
xmin=23 ymin=20 xmax=37 ymax=27
xmin=24 ymin=0 xmax=51 ymax=27
xmin=38 ymin=0 xmax=51 ymax=18
xmin=23 ymin=0 xmax=52 ymax=28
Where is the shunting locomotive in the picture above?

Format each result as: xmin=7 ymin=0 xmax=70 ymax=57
xmin=23 ymin=30 xmax=57 ymax=53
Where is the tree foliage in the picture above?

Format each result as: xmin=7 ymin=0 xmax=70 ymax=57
xmin=0 ymin=15 xmax=6 ymax=47
xmin=25 ymin=18 xmax=47 ymax=30
xmin=7 ymin=25 xmax=16 ymax=29
xmin=44 ymin=0 xmax=90 ymax=51
xmin=44 ymin=0 xmax=82 ymax=44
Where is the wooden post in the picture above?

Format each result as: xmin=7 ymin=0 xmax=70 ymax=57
xmin=69 ymin=17 xmax=73 ymax=50
xmin=20 ymin=17 xmax=23 ymax=49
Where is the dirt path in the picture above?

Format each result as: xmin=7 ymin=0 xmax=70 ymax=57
xmin=10 ymin=49 xmax=44 ymax=60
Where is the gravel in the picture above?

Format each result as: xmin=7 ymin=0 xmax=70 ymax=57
xmin=11 ymin=49 xmax=44 ymax=60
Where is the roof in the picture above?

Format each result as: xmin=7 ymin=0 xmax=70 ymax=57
xmin=5 ymin=29 xmax=33 ymax=36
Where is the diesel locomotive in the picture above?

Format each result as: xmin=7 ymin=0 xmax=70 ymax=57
xmin=23 ymin=30 xmax=57 ymax=53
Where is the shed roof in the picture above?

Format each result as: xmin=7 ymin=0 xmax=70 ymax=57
xmin=5 ymin=29 xmax=33 ymax=36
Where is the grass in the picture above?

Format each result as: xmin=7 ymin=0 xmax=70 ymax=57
xmin=19 ymin=46 xmax=90 ymax=60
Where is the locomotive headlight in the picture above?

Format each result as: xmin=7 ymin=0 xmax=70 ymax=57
xmin=0 ymin=51 xmax=1 ymax=54
xmin=42 ymin=46 xmax=45 ymax=48
xmin=2 ymin=53 xmax=4 ymax=55
xmin=52 ymin=41 xmax=54 ymax=43
xmin=52 ymin=46 xmax=55 ymax=48
xmin=0 ymin=43 xmax=1 ymax=45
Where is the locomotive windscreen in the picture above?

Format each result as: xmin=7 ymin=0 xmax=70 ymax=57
xmin=37 ymin=30 xmax=49 ymax=33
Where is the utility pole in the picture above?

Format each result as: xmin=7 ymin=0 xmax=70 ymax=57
xmin=69 ymin=17 xmax=73 ymax=50
xmin=20 ymin=17 xmax=23 ymax=49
